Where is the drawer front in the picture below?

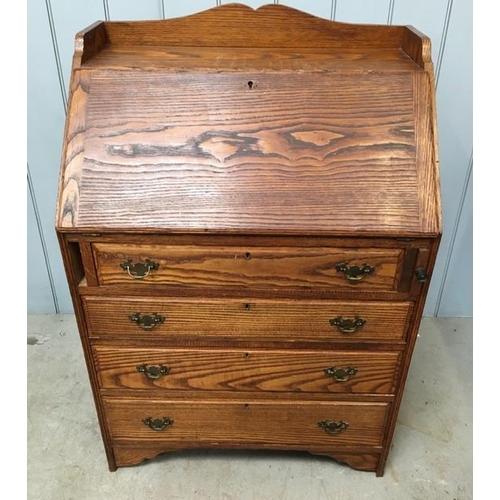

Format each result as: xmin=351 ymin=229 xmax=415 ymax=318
xmin=82 ymin=296 xmax=412 ymax=341
xmin=94 ymin=347 xmax=401 ymax=394
xmin=104 ymin=399 xmax=389 ymax=448
xmin=92 ymin=243 xmax=403 ymax=290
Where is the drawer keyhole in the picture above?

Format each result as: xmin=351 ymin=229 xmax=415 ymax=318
xmin=245 ymin=252 xmax=251 ymax=260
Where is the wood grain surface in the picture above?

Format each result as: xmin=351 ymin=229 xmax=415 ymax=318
xmin=112 ymin=444 xmax=381 ymax=472
xmin=82 ymin=46 xmax=423 ymax=73
xmin=57 ymin=71 xmax=90 ymax=229
xmin=93 ymin=347 xmax=401 ymax=394
xmin=58 ymin=3 xmax=440 ymax=236
xmin=92 ymin=243 xmax=402 ymax=289
xmin=102 ymin=4 xmax=403 ymax=50
xmin=82 ymin=296 xmax=412 ymax=341
xmin=59 ymin=70 xmax=430 ymax=235
xmin=104 ymin=398 xmax=389 ymax=447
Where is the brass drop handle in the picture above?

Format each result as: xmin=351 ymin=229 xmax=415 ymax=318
xmin=324 ymin=366 xmax=358 ymax=382
xmin=142 ymin=417 xmax=174 ymax=432
xmin=136 ymin=364 xmax=170 ymax=380
xmin=335 ymin=262 xmax=374 ymax=282
xmin=329 ymin=316 xmax=366 ymax=334
xmin=129 ymin=312 xmax=166 ymax=330
xmin=318 ymin=420 xmax=349 ymax=435
xmin=120 ymin=259 xmax=159 ymax=279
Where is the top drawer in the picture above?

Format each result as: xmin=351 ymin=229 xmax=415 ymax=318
xmin=92 ymin=243 xmax=405 ymax=291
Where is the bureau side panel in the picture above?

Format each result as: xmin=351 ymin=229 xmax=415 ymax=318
xmin=56 ymin=233 xmax=117 ymax=471
xmin=376 ymin=235 xmax=441 ymax=475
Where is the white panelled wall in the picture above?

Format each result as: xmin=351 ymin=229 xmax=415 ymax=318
xmin=27 ymin=0 xmax=473 ymax=317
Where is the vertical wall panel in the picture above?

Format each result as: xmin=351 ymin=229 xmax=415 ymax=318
xmin=165 ymin=1 xmax=214 ymax=18
xmin=392 ymin=0 xmax=449 ymax=62
xmin=27 ymin=185 xmax=56 ymax=314
xmin=27 ymin=0 xmax=72 ymax=313
xmin=335 ymin=0 xmax=390 ymax=23
xmin=280 ymin=1 xmax=333 ymax=19
xmin=437 ymin=169 xmax=472 ymax=317
xmin=108 ymin=0 xmax=162 ymax=20
xmin=422 ymin=0 xmax=472 ymax=316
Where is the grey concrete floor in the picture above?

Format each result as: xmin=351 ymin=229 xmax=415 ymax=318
xmin=27 ymin=315 xmax=472 ymax=500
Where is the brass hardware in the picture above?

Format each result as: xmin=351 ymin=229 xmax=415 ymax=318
xmin=129 ymin=312 xmax=166 ymax=330
xmin=120 ymin=258 xmax=159 ymax=279
xmin=415 ymin=268 xmax=429 ymax=283
xmin=136 ymin=364 xmax=170 ymax=379
xmin=323 ymin=366 xmax=358 ymax=382
xmin=335 ymin=262 xmax=374 ymax=282
xmin=329 ymin=316 xmax=366 ymax=334
xmin=142 ymin=417 xmax=174 ymax=431
xmin=318 ymin=420 xmax=349 ymax=435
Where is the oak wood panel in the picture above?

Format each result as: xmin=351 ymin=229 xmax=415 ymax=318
xmin=56 ymin=70 xmax=90 ymax=229
xmin=82 ymin=296 xmax=413 ymax=342
xmin=92 ymin=243 xmax=403 ymax=290
xmin=104 ymin=398 xmax=389 ymax=447
xmin=69 ymin=70 xmax=425 ymax=235
xmin=100 ymin=388 xmax=394 ymax=403
xmin=101 ymin=4 xmax=404 ymax=50
xmin=57 ymin=234 xmax=118 ymax=471
xmin=93 ymin=347 xmax=402 ymax=394
xmin=67 ymin=232 xmax=435 ymax=249
xmin=414 ymin=71 xmax=441 ymax=235
xmin=401 ymin=25 xmax=432 ymax=73
xmin=83 ymin=46 xmax=423 ymax=72
xmin=79 ymin=240 xmax=98 ymax=286
xmin=376 ymin=236 xmax=440 ymax=476
xmin=113 ymin=444 xmax=381 ymax=472
xmin=76 ymin=21 xmax=109 ymax=67
xmin=79 ymin=281 xmax=425 ymax=303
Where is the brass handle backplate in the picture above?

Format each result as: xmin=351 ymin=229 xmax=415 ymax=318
xmin=120 ymin=259 xmax=159 ymax=279
xmin=323 ymin=366 xmax=358 ymax=382
xmin=142 ymin=417 xmax=174 ymax=432
xmin=335 ymin=262 xmax=374 ymax=282
xmin=318 ymin=420 xmax=349 ymax=435
xmin=329 ymin=316 xmax=366 ymax=334
xmin=129 ymin=312 xmax=166 ymax=330
xmin=136 ymin=364 xmax=170 ymax=380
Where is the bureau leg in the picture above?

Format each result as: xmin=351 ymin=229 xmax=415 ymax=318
xmin=376 ymin=456 xmax=387 ymax=477
xmin=106 ymin=446 xmax=118 ymax=472
xmin=310 ymin=451 xmax=380 ymax=474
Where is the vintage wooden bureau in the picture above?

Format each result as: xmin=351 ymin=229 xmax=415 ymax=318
xmin=55 ymin=4 xmax=441 ymax=476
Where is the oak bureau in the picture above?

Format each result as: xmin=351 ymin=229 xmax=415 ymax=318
xmin=55 ymin=3 xmax=441 ymax=476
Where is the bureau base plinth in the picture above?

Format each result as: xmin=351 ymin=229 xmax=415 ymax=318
xmin=112 ymin=443 xmax=382 ymax=475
